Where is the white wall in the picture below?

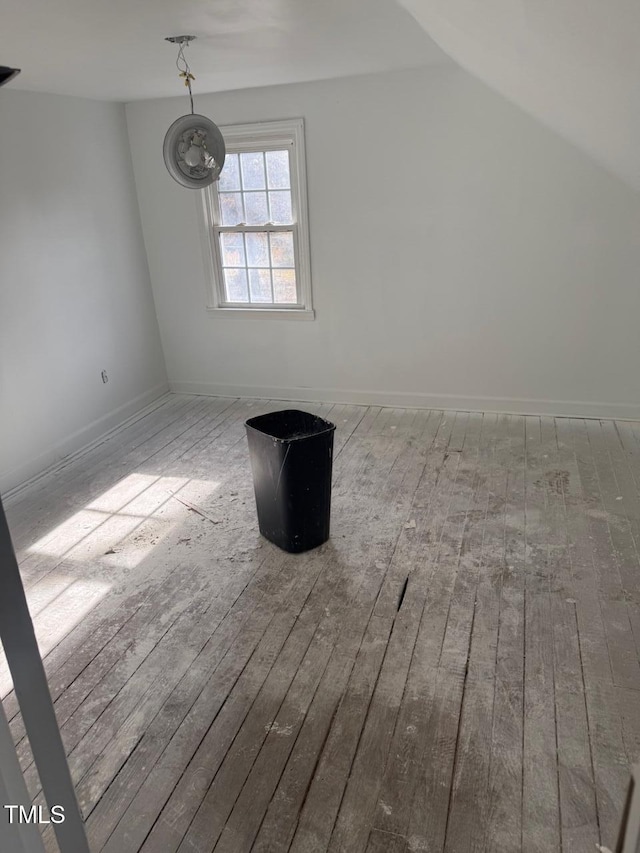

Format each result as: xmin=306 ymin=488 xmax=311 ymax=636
xmin=398 ymin=0 xmax=640 ymax=189
xmin=0 ymin=91 xmax=168 ymax=493
xmin=126 ymin=67 xmax=640 ymax=419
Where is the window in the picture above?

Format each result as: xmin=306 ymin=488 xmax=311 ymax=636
xmin=200 ymin=118 xmax=313 ymax=318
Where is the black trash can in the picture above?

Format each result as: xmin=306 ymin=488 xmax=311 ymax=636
xmin=245 ymin=409 xmax=336 ymax=553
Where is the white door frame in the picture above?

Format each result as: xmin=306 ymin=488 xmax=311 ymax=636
xmin=0 ymin=699 xmax=46 ymax=853
xmin=0 ymin=495 xmax=89 ymax=853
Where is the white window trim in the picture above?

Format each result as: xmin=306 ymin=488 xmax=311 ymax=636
xmin=198 ymin=118 xmax=314 ymax=319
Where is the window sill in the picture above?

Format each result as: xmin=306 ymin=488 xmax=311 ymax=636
xmin=206 ymin=307 xmax=315 ymax=321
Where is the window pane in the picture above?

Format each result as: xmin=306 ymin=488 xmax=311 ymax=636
xmin=224 ymin=268 xmax=249 ymax=302
xmin=240 ymin=152 xmax=266 ymax=190
xmin=220 ymin=232 xmax=245 ymax=267
xmin=218 ymin=153 xmax=240 ymax=191
xmin=273 ymin=269 xmax=297 ymax=304
xmin=245 ymin=232 xmax=269 ymax=267
xmin=244 ymin=192 xmax=269 ymax=225
xmin=266 ymin=150 xmax=290 ymax=189
xmin=269 ymin=191 xmax=293 ymax=225
xmin=270 ymin=231 xmax=294 ymax=268
xmin=220 ymin=193 xmax=244 ymax=226
xmin=249 ymin=269 xmax=273 ymax=303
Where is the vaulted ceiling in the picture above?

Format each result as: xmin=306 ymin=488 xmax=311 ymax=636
xmin=397 ymin=0 xmax=640 ymax=189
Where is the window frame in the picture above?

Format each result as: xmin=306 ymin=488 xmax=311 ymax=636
xmin=199 ymin=118 xmax=314 ymax=319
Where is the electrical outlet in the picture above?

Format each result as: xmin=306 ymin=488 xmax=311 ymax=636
xmin=101 ymin=370 xmax=109 ymax=384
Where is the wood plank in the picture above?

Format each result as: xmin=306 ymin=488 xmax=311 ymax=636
xmin=365 ymin=828 xmax=406 ymax=852
xmin=563 ymin=419 xmax=633 ymax=849
xmin=326 ymin=590 xmax=429 ymax=852
xmin=554 ymin=418 xmax=613 ymax=684
xmin=286 ymin=615 xmax=394 ymax=853
xmin=438 ymin=417 xmax=499 ymax=853
xmin=482 ymin=416 xmax=526 ymax=853
xmin=582 ymin=678 xmax=631 ymax=848
xmin=174 ymin=621 xmax=332 ymax=852
xmin=551 ymin=596 xmax=599 ymax=853
xmin=377 ymin=415 xmax=485 ymax=853
xmin=237 ymin=650 xmax=356 ymax=853
xmin=585 ymin=420 xmax=639 ymax=592
xmin=250 ymin=547 xmax=394 ymax=853
xmin=404 ymin=573 xmax=477 ymax=853
xmin=251 ymin=513 xmax=419 ymax=852
xmin=371 ymin=415 xmax=495 ymax=845
xmin=568 ymin=419 xmax=621 ymax=598
xmin=522 ymin=592 xmax=561 ymax=853
xmin=519 ymin=415 xmax=561 ymax=853
xmin=444 ymin=570 xmax=501 ymax=853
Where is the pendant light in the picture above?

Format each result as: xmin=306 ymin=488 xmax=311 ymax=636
xmin=163 ymin=36 xmax=225 ymax=189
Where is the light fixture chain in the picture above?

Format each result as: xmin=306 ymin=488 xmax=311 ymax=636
xmin=175 ymin=39 xmax=195 ymax=114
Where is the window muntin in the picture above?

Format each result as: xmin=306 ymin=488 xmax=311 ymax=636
xmin=215 ymin=150 xmax=296 ymax=305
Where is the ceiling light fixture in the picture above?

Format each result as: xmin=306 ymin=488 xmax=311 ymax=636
xmin=163 ymin=36 xmax=225 ymax=189
xmin=0 ymin=66 xmax=21 ymax=87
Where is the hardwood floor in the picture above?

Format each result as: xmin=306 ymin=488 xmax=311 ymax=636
xmin=2 ymin=394 xmax=640 ymax=852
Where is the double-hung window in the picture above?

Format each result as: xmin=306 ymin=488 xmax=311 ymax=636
xmin=201 ymin=118 xmax=313 ymax=318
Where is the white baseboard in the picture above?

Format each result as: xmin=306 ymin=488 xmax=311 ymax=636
xmin=1 ymin=383 xmax=171 ymax=500
xmin=169 ymin=380 xmax=640 ymax=422
xmin=4 ymin=378 xmax=637 ymax=500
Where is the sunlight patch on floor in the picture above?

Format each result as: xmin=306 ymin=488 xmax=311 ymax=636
xmin=0 ymin=577 xmax=112 ymax=698
xmin=5 ymin=474 xmax=223 ymax=696
xmin=27 ymin=474 xmax=220 ymax=563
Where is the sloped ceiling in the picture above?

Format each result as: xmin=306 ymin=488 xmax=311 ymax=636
xmin=0 ymin=0 xmax=448 ymax=101
xmin=397 ymin=0 xmax=640 ymax=189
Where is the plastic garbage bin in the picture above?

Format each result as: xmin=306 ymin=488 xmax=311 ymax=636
xmin=245 ymin=409 xmax=336 ymax=553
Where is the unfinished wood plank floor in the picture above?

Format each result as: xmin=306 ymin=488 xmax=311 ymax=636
xmin=2 ymin=394 xmax=640 ymax=853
